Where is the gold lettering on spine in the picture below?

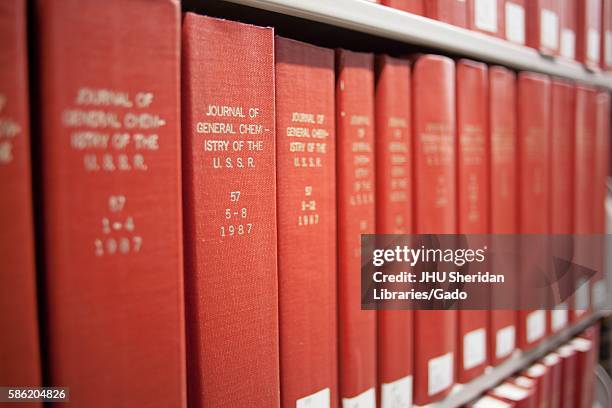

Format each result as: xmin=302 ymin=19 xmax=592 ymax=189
xmin=349 ymin=114 xmax=374 ymax=207
xmin=284 ymin=111 xmax=329 ymax=227
xmin=460 ymin=124 xmax=485 ymax=222
xmin=421 ymin=121 xmax=453 ymax=208
xmin=387 ymin=116 xmax=409 ymax=203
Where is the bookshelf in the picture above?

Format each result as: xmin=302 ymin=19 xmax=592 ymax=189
xmin=181 ymin=1 xmax=612 ymax=406
xmin=420 ymin=311 xmax=607 ymax=407
xmin=215 ymin=0 xmax=612 ymax=89
xmin=15 ymin=1 xmax=607 ymax=407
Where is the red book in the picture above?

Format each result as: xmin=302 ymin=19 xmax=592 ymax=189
xmin=375 ymin=55 xmax=413 ymax=408
xmin=522 ymin=364 xmax=550 ymax=408
xmin=580 ymin=324 xmax=600 ymax=408
xmin=592 ymin=91 xmax=610 ymax=309
xmin=541 ymin=353 xmax=562 ymax=408
xmin=572 ymin=86 xmax=598 ymax=321
xmin=35 ymin=0 xmax=186 ymax=406
xmin=412 ymin=54 xmax=457 ymax=405
xmin=456 ymin=59 xmax=489 ymax=384
xmin=557 ymin=344 xmax=578 ymax=408
xmin=275 ymin=37 xmax=337 ymax=408
xmin=467 ymin=0 xmax=505 ymax=37
xmin=576 ymin=0 xmax=602 ymax=68
xmin=548 ymin=80 xmax=575 ymax=333
xmin=559 ymin=0 xmax=578 ymax=60
xmin=0 ymin=0 xmax=42 ymax=399
xmin=488 ymin=382 xmax=536 ymax=408
xmin=526 ymin=0 xmax=561 ymax=55
xmin=182 ymin=14 xmax=279 ymax=407
xmin=602 ymin=0 xmax=612 ymax=69
xmin=511 ymin=376 xmax=539 ymax=406
xmin=382 ymin=0 xmax=423 ymax=14
xmin=424 ymin=0 xmax=468 ymax=27
xmin=517 ymin=72 xmax=551 ymax=350
xmin=336 ymin=49 xmax=377 ymax=407
xmin=569 ymin=337 xmax=595 ymax=408
xmin=488 ymin=66 xmax=517 ymax=367
xmin=505 ymin=0 xmax=527 ymax=44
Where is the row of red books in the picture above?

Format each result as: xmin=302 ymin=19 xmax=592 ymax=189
xmin=0 ymin=0 xmax=609 ymax=407
xmin=468 ymin=324 xmax=600 ymax=408
xmin=380 ymin=0 xmax=612 ymax=70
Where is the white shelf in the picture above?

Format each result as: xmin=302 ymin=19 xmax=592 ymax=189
xmin=220 ymin=0 xmax=612 ymax=90
xmin=418 ymin=311 xmax=607 ymax=408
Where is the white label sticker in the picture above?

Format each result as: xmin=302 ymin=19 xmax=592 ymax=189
xmin=473 ymin=396 xmax=512 ymax=408
xmin=493 ymin=383 xmax=530 ymax=401
xmin=381 ymin=375 xmax=412 ymax=408
xmin=463 ymin=328 xmax=486 ymax=370
xmin=526 ymin=363 xmax=547 ymax=377
xmin=606 ymin=31 xmax=612 ymax=65
xmin=428 ymin=352 xmax=453 ymax=396
xmin=575 ymin=279 xmax=589 ymax=311
xmin=496 ymin=325 xmax=516 ymax=359
xmin=526 ymin=310 xmax=546 ymax=343
xmin=543 ymin=352 xmax=560 ymax=366
xmin=570 ymin=337 xmax=592 ymax=352
xmin=593 ymin=279 xmax=607 ymax=309
xmin=505 ymin=2 xmax=526 ymax=44
xmin=475 ymin=0 xmax=497 ymax=32
xmin=560 ymin=28 xmax=576 ymax=59
xmin=342 ymin=388 xmax=375 ymax=408
xmin=514 ymin=376 xmax=534 ymax=388
xmin=297 ymin=388 xmax=330 ymax=408
xmin=540 ymin=8 xmax=559 ymax=50
xmin=552 ymin=307 xmax=568 ymax=331
xmin=588 ymin=28 xmax=601 ymax=62
xmin=557 ymin=344 xmax=575 ymax=358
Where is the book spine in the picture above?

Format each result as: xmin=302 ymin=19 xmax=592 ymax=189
xmin=569 ymin=337 xmax=594 ymax=408
xmin=576 ymin=0 xmax=602 ymax=68
xmin=572 ymin=86 xmax=598 ymax=321
xmin=505 ymin=0 xmax=527 ymax=45
xmin=0 ymin=0 xmax=42 ymax=401
xmin=580 ymin=323 xmax=600 ymax=408
xmin=456 ymin=59 xmax=490 ymax=383
xmin=182 ymin=14 xmax=279 ymax=408
xmin=275 ymin=36 xmax=337 ymax=408
xmin=488 ymin=66 xmax=517 ymax=367
xmin=542 ymin=353 xmax=562 ymax=408
xmin=560 ymin=0 xmax=578 ymax=60
xmin=489 ymin=67 xmax=517 ymax=235
xmin=381 ymin=0 xmax=424 ymax=14
xmin=336 ymin=49 xmax=377 ymax=407
xmin=425 ymin=0 xmax=469 ymax=27
xmin=592 ymin=91 xmax=610 ymax=310
xmin=548 ymin=80 xmax=575 ymax=333
xmin=412 ymin=54 xmax=457 ymax=405
xmin=35 ymin=0 xmax=186 ymax=406
xmin=527 ymin=0 xmax=561 ymax=55
xmin=595 ymin=93 xmax=610 ymax=234
xmin=517 ymin=73 xmax=551 ymax=350
xmin=374 ymin=54 xmax=413 ymax=408
xmin=549 ymin=81 xmax=576 ymax=237
xmin=558 ymin=346 xmax=578 ymax=408
xmin=523 ymin=364 xmax=550 ymax=408
xmin=467 ymin=0 xmax=505 ymax=37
